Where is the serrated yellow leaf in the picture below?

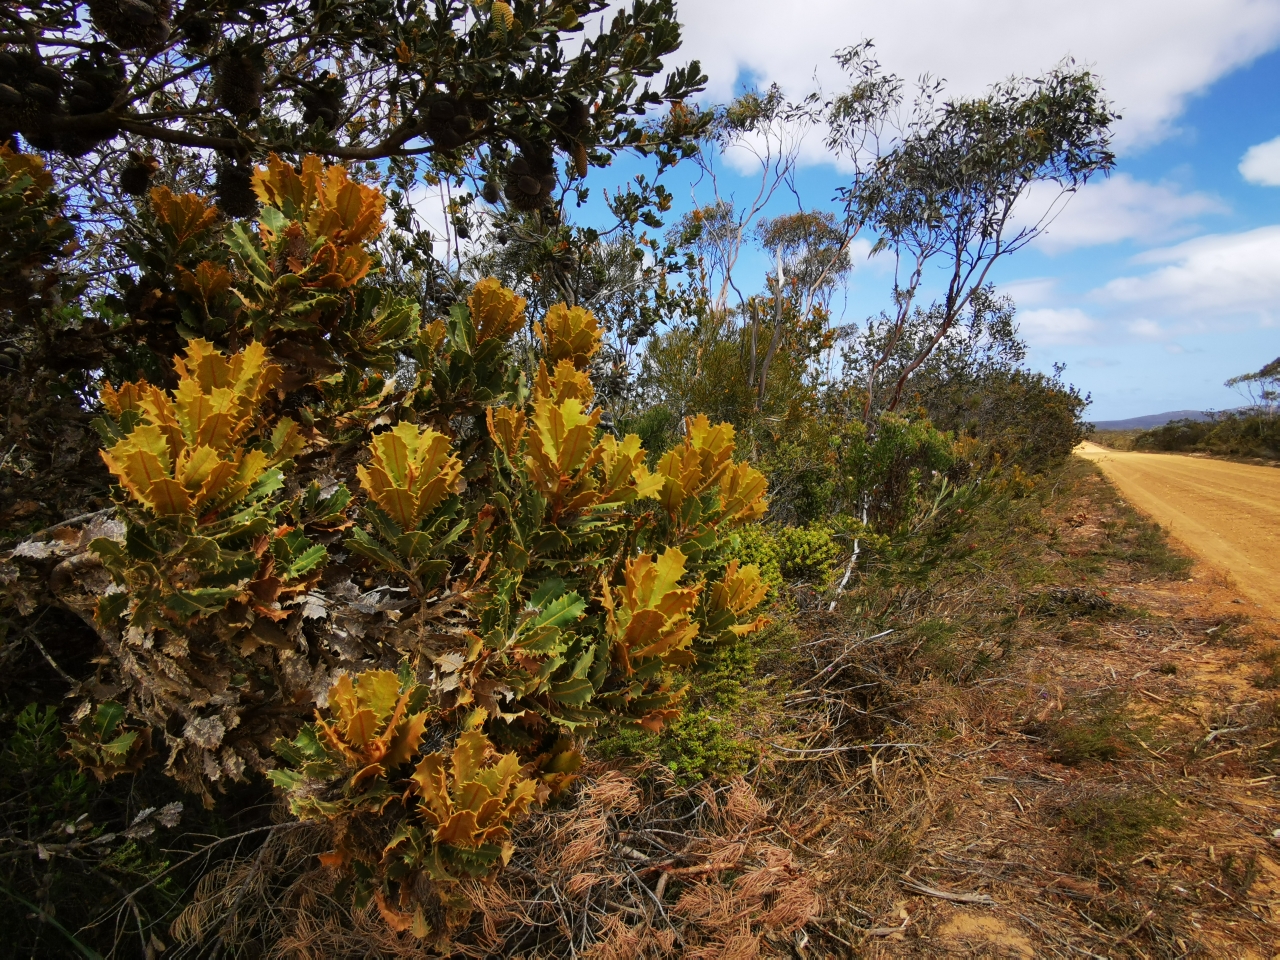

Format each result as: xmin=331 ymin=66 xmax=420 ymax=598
xmin=534 ymin=303 xmax=601 ymax=369
xmin=487 ymin=406 xmax=526 ymax=461
xmin=526 ymin=394 xmax=600 ymax=487
xmin=369 ymin=428 xmax=411 ymax=486
xmin=192 ymin=459 xmax=239 ymax=513
xmin=533 ymin=358 xmax=594 ymax=406
xmin=419 ymin=319 xmax=447 ymax=355
xmin=344 ymin=708 xmax=379 ymax=746
xmin=411 ymin=752 xmax=449 ymax=819
xmin=358 ymin=423 xmax=461 ymax=531
xmin=632 ymin=462 xmax=664 ymax=499
xmin=456 ymin=779 xmax=495 ymax=814
xmin=434 ymin=809 xmax=481 ymax=845
xmin=469 ymin=278 xmax=526 ymax=343
xmin=144 ymin=477 xmax=190 ymax=515
xmin=356 ymin=669 xmax=402 ymax=720
xmin=177 ymin=260 xmax=233 ymax=303
xmin=452 ymin=730 xmax=489 ymax=786
xmin=716 ymin=461 xmax=769 ymax=525
xmin=100 ymin=380 xmax=146 ymax=418
xmin=471 ymin=795 xmax=506 ymax=829
xmin=176 ymin=444 xmax=221 ymax=490
xmin=149 ymin=186 xmax=219 ymax=243
xmin=329 ymin=672 xmax=358 ymax=721
xmin=383 ymin=712 xmax=428 ymax=769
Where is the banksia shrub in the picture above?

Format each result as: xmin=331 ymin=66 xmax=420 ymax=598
xmin=271 ymin=672 xmax=542 ymax=938
xmin=114 ymin=154 xmax=420 ymax=407
xmin=14 ymin=152 xmax=771 ymax=928
xmin=61 ymin=701 xmax=155 ymax=782
xmin=398 ymin=728 xmax=539 ymax=878
xmin=88 ymin=339 xmax=324 ymax=797
xmin=269 ymin=669 xmax=432 ymax=819
xmin=346 ymin=422 xmax=465 ymax=593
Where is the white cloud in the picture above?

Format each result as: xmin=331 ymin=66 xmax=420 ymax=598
xmin=1018 ymin=306 xmax=1099 ymax=345
xmin=1002 ymin=276 xmax=1058 ymax=307
xmin=1020 ymin=174 xmax=1225 ymax=253
xmin=1100 ymin=225 xmax=1280 ymax=318
xmin=676 ymin=0 xmax=1280 ymax=152
xmin=1239 ymin=135 xmax=1280 ymax=185
xmin=1126 ymin=318 xmax=1166 ymax=340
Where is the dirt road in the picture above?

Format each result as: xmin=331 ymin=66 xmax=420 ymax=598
xmin=1075 ymin=441 xmax=1279 ymax=617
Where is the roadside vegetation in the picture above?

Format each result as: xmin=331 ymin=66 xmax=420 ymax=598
xmin=1130 ymin=409 xmax=1280 ymax=461
xmin=1094 ymin=358 xmax=1280 ymax=462
xmin=7 ymin=3 xmax=1276 ymax=957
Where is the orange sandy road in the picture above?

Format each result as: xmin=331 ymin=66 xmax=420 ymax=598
xmin=1075 ymin=441 xmax=1280 ymax=618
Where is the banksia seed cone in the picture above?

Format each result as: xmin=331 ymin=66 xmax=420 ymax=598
xmin=421 ymin=94 xmax=470 ymax=150
xmin=214 ymin=50 xmax=264 ymax=117
xmin=572 ymin=141 xmax=588 ymax=177
xmin=65 ymin=59 xmax=126 ymax=115
xmin=459 ymin=91 xmax=491 ymax=123
xmin=503 ymin=151 xmax=556 ymax=210
xmin=214 ymin=162 xmax=257 ymax=218
xmin=87 ymin=0 xmax=173 ymax=51
xmin=182 ymin=14 xmax=216 ymax=48
xmin=301 ymin=88 xmax=342 ymax=128
xmin=118 ymin=153 xmax=158 ymax=196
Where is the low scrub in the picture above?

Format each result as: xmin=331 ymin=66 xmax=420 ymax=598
xmin=1133 ymin=410 xmax=1280 ymax=461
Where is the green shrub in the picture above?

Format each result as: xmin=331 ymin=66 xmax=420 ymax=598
xmin=773 ymin=522 xmax=841 ymax=587
xmin=3 ymin=159 xmax=774 ymax=937
xmin=730 ymin=526 xmax=783 ymax=595
xmin=1134 ymin=411 xmax=1280 ymax=460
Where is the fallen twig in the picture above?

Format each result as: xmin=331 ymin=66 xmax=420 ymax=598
xmin=900 ymin=878 xmax=996 ymax=905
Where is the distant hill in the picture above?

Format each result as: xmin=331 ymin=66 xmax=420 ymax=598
xmin=1091 ymin=410 xmax=1214 ymax=431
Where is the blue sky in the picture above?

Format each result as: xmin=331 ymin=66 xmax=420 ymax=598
xmin=625 ymin=0 xmax=1280 ymax=420
xmin=411 ymin=1 xmax=1280 ymax=420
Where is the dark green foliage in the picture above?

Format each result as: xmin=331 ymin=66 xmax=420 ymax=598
xmin=1030 ymin=695 xmax=1143 ymax=765
xmin=847 ymin=288 xmax=1091 ymax=474
xmin=595 ymin=627 xmax=772 ymax=785
xmin=0 ymin=147 xmax=74 ymax=324
xmin=1059 ymin=789 xmax=1177 ymax=856
xmin=11 ymin=0 xmax=707 ymax=172
xmin=0 ymin=699 xmax=220 ymax=959
xmin=1134 ymin=411 xmax=1280 ymax=461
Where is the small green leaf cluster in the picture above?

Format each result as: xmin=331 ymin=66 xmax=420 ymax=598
xmin=772 ymin=523 xmax=842 ymax=589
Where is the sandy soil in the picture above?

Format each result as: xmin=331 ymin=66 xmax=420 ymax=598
xmin=1076 ymin=442 xmax=1280 ymax=620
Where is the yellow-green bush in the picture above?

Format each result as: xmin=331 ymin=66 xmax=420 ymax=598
xmin=26 ymin=155 xmax=774 ymax=931
xmin=772 ymin=522 xmax=842 ymax=588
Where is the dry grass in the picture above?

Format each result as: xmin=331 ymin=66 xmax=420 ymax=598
xmin=791 ymin=457 xmax=1280 ymax=957
xmin=167 ymin=457 xmax=1280 ymax=957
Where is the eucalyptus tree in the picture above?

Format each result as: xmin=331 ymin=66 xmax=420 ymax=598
xmin=826 ymin=57 xmax=1117 ymax=419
